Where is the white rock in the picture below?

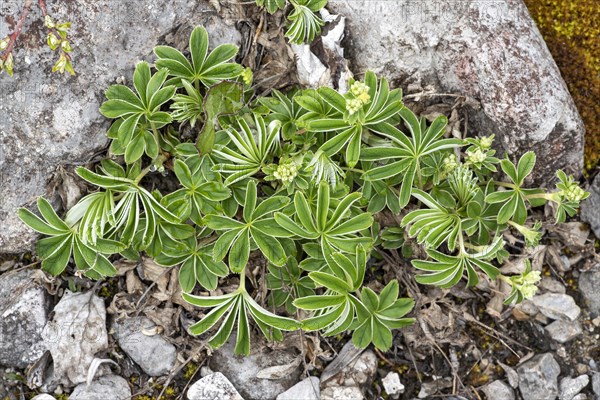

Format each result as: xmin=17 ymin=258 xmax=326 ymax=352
xmin=113 ymin=316 xmax=176 ymax=376
xmin=417 ymin=378 xmax=453 ymax=398
xmin=187 ymin=372 xmax=244 ymax=400
xmin=31 ymin=395 xmax=57 ymax=400
xmin=499 ymin=362 xmax=520 ymax=388
xmin=69 ymin=375 xmax=131 ymax=400
xmin=482 ymin=380 xmax=515 ymax=400
xmin=341 ymin=350 xmax=377 ymax=387
xmin=531 ymin=293 xmax=581 ymax=321
xmin=276 ymin=377 xmax=320 ymax=400
xmin=43 ymin=290 xmax=108 ymax=386
xmin=545 ymin=320 xmax=582 ymax=343
xmin=582 ymin=175 xmax=600 ymax=242
xmin=381 ymin=372 xmax=405 ymax=396
xmin=321 ymin=385 xmax=363 ymax=400
xmin=571 ymin=394 xmax=587 ymax=400
xmin=559 ymin=375 xmax=589 ymax=400
xmin=539 ymin=277 xmax=567 ymax=294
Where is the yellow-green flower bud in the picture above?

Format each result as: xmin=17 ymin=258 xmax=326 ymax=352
xmin=350 ymin=81 xmax=371 ymax=105
xmin=466 ymin=149 xmax=486 ymax=164
xmin=346 ymin=98 xmax=363 ymax=115
xmin=442 ymin=153 xmax=458 ymax=174
xmin=47 ymin=33 xmax=60 ymax=50
xmin=564 ymin=184 xmax=586 ymax=202
xmin=56 ymin=22 xmax=71 ymax=33
xmin=479 ymin=134 xmax=494 ymax=149
xmin=516 ymin=270 xmax=541 ymax=299
xmin=4 ymin=53 xmax=14 ymax=76
xmin=44 ymin=15 xmax=55 ymax=29
xmin=273 ymin=161 xmax=298 ymax=184
xmin=350 ymin=81 xmax=369 ymax=97
xmin=512 ymin=222 xmax=542 ymax=247
xmin=0 ymin=37 xmax=9 ymax=51
xmin=241 ymin=67 xmax=253 ymax=86
xmin=60 ymin=40 xmax=73 ymax=53
xmin=357 ymin=91 xmax=371 ymax=104
xmin=52 ymin=53 xmax=67 ymax=73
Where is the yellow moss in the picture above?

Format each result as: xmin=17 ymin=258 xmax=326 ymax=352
xmin=524 ymin=0 xmax=600 ymax=171
xmin=183 ymin=362 xmax=199 ymax=380
xmin=98 ymin=285 xmax=112 ymax=298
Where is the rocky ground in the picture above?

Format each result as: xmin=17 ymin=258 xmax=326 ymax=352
xmin=0 ymin=0 xmax=597 ymax=399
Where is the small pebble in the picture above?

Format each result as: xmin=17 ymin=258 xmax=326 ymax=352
xmin=381 ymin=372 xmax=405 ymax=396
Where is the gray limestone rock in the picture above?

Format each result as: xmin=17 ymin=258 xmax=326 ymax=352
xmin=531 ymin=293 xmax=581 ymax=321
xmin=0 ymin=269 xmax=50 ymax=368
xmin=69 ymin=375 xmax=131 ymax=400
xmin=578 ymin=269 xmax=600 ymax=315
xmin=209 ymin=338 xmax=302 ymax=400
xmin=0 ymin=0 xmax=241 ymax=253
xmin=545 ymin=320 xmax=582 ymax=344
xmin=517 ymin=353 xmax=561 ymax=400
xmin=559 ymin=375 xmax=589 ymax=400
xmin=327 ymin=0 xmax=584 ymax=183
xmin=582 ymin=175 xmax=600 ymax=239
xmin=276 ymin=377 xmax=320 ymax=400
xmin=187 ymin=372 xmax=244 ymax=400
xmin=113 ymin=316 xmax=177 ymax=377
xmin=481 ymin=380 xmax=515 ymax=400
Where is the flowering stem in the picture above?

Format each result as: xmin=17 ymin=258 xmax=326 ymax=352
xmin=2 ymin=0 xmax=33 ymax=60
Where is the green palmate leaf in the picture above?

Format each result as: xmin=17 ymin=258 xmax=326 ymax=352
xmin=154 ymin=26 xmax=243 ymax=87
xmin=412 ymin=237 xmax=504 ymax=288
xmin=100 ymin=62 xmax=175 ymax=162
xmin=274 ymin=182 xmax=373 ymax=269
xmin=183 ymin=289 xmax=301 ymax=355
xmin=285 ymin=0 xmax=326 ymax=44
xmin=164 ymin=155 xmax=231 ymax=224
xmin=156 ymin=237 xmax=228 ymax=292
xmin=205 ymin=180 xmax=290 ymax=272
xmin=352 ymin=281 xmax=415 ymax=351
xmin=259 ymin=89 xmax=308 ymax=140
xmin=19 ymin=197 xmax=123 ymax=278
xmin=363 ymin=108 xmax=463 ymax=208
xmin=213 ymin=114 xmax=281 ymax=185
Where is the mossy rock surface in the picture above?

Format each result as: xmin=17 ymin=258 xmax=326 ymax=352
xmin=525 ymin=0 xmax=600 ymax=172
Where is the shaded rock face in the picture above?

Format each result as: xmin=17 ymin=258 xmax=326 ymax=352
xmin=0 ymin=269 xmax=50 ymax=368
xmin=517 ymin=353 xmax=561 ymax=400
xmin=113 ymin=316 xmax=177 ymax=376
xmin=581 ymin=174 xmax=600 ymax=240
xmin=68 ymin=375 xmax=131 ymax=400
xmin=327 ymin=0 xmax=584 ymax=183
xmin=0 ymin=0 xmax=241 ymax=253
xmin=209 ymin=339 xmax=302 ymax=400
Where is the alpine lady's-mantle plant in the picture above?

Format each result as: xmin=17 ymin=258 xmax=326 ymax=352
xmin=19 ymin=26 xmax=588 ymax=354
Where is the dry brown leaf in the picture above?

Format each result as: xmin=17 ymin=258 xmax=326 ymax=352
xmin=144 ymin=306 xmax=180 ymax=337
xmin=126 ymin=270 xmax=145 ymax=295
